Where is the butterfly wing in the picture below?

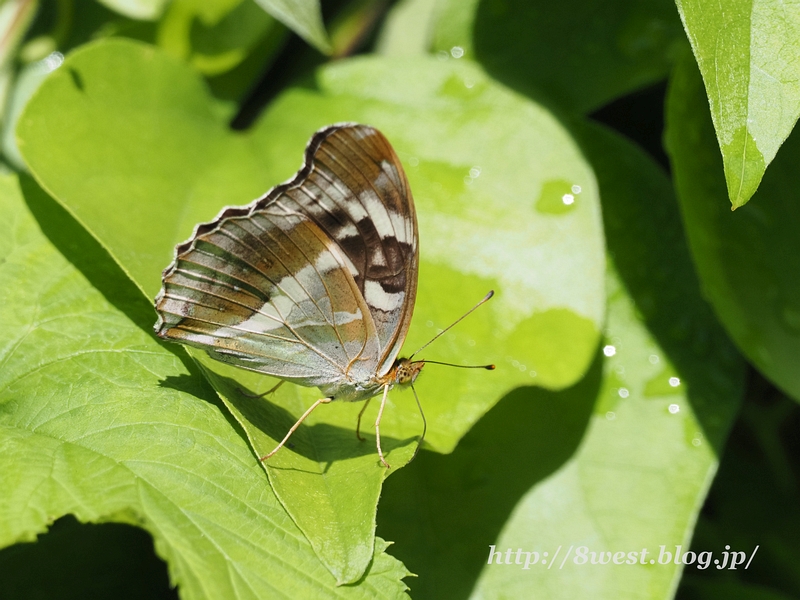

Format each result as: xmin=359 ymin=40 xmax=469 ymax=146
xmin=278 ymin=125 xmax=418 ymax=376
xmin=154 ymin=123 xmax=417 ymax=390
xmin=155 ymin=201 xmax=381 ymax=389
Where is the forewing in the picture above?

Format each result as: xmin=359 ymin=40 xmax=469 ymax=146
xmin=155 ymin=202 xmax=380 ymax=389
xmin=276 ymin=125 xmax=419 ymax=374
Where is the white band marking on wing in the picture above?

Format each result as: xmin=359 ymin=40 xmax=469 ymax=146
xmin=365 ymin=280 xmax=405 ymax=312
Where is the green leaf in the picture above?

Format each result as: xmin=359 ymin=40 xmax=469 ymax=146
xmin=377 ymin=120 xmax=744 ymax=598
xmin=157 ymin=0 xmax=283 ymax=76
xmin=374 ymin=0 xmax=438 ymax=57
xmin=2 ymin=52 xmax=68 ymax=171
xmin=16 ymin=39 xmax=605 ymax=582
xmin=191 ymin=352 xmax=420 ymax=585
xmin=432 ymin=0 xmax=685 ymax=113
xmin=675 ymin=0 xmax=800 ymax=208
xmin=96 ymin=0 xmax=169 ymax=20
xmin=253 ymin=0 xmax=330 ymax=54
xmin=665 ymin=53 xmax=800 ymax=403
xmin=17 ymin=40 xmax=262 ymax=299
xmin=0 ymin=173 xmax=410 ymax=599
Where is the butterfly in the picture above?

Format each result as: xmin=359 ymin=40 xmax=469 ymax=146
xmin=154 ymin=123 xmax=492 ymax=468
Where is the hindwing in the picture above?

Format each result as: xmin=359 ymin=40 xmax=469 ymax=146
xmin=155 ymin=201 xmax=381 ymax=388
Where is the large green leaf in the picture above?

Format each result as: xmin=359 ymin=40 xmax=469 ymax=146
xmin=432 ymin=0 xmax=685 ymax=113
xmin=0 ymin=173 xmax=410 ymax=599
xmin=17 ymin=39 xmax=605 ymax=582
xmin=377 ymin=120 xmax=744 ymax=598
xmin=665 ymin=54 xmax=800 ymax=402
xmin=675 ymin=0 xmax=800 ymax=208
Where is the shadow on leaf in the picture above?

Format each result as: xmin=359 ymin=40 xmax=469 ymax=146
xmin=201 ymin=367 xmax=418 ymax=466
xmin=0 ymin=515 xmax=177 ymax=600
xmin=20 ymin=174 xmax=155 ymax=334
xmin=377 ymin=349 xmax=602 ymax=599
xmin=21 ymin=173 xmax=231 ymax=420
xmin=471 ymin=0 xmax=683 ymax=114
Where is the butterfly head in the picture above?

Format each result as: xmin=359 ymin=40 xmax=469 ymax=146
xmin=389 ymin=358 xmax=425 ymax=387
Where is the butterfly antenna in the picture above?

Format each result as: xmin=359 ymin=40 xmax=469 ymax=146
xmin=423 ymin=360 xmax=495 ymax=370
xmin=409 ymin=290 xmax=494 ymax=361
xmin=409 ymin=382 xmax=427 ymax=462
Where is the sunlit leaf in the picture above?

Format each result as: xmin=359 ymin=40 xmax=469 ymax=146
xmin=675 ymin=0 xmax=800 ymax=207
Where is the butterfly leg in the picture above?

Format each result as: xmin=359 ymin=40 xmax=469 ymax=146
xmin=374 ymin=384 xmax=391 ymax=468
xmin=355 ymin=398 xmax=372 ymax=441
xmin=238 ymin=380 xmax=285 ymax=399
xmin=259 ymin=397 xmax=332 ymax=462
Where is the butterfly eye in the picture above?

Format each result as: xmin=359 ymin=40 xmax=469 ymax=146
xmin=394 ymin=361 xmax=424 ymax=385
